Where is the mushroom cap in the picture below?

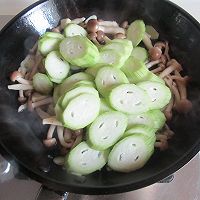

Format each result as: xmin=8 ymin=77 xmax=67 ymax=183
xmin=175 ymin=99 xmax=193 ymax=114
xmin=87 ymin=19 xmax=99 ymax=33
xmin=10 ymin=71 xmax=23 ymax=82
xmin=149 ymin=47 xmax=162 ymax=61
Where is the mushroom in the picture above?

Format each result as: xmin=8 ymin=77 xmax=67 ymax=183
xmin=28 ymin=97 xmax=53 ymax=111
xmin=71 ymin=17 xmax=86 ymax=24
xmin=164 ymin=76 xmax=181 ymax=111
xmin=8 ymin=84 xmax=33 ymax=90
xmin=142 ymin=33 xmax=153 ymax=50
xmin=53 ymin=156 xmax=65 ymax=165
xmin=10 ymin=71 xmax=32 ymax=85
xmin=173 ymin=73 xmax=192 ymax=113
xmin=57 ymin=126 xmax=74 ymax=148
xmin=164 ymin=124 xmax=175 ymax=139
xmin=74 ymin=129 xmax=83 ymax=136
xmin=88 ymin=32 xmax=100 ymax=45
xmin=164 ymin=41 xmax=170 ymax=61
xmin=35 ymin=107 xmax=50 ymax=119
xmin=43 ymin=138 xmax=57 ymax=148
xmin=86 ymin=19 xmax=125 ymax=35
xmin=155 ymin=140 xmax=169 ymax=151
xmin=64 ymin=128 xmax=73 ymax=142
xmin=71 ymin=134 xmax=83 ymax=148
xmin=18 ymin=90 xmax=27 ymax=103
xmin=32 ymin=92 xmax=49 ymax=103
xmin=159 ymin=60 xmax=182 ymax=78
xmin=154 ymin=41 xmax=166 ymax=50
xmin=24 ymin=89 xmax=33 ymax=97
xmin=150 ymin=63 xmax=166 ymax=74
xmin=146 ymin=59 xmax=161 ymax=69
xmin=43 ymin=125 xmax=57 ymax=147
xmin=163 ymin=96 xmax=174 ymax=121
xmin=114 ymin=33 xmax=126 ymax=39
xmin=51 ymin=27 xmax=61 ymax=33
xmin=149 ymin=47 xmax=162 ymax=61
xmin=97 ymin=20 xmax=119 ymax=27
xmin=156 ymin=134 xmax=168 ymax=142
xmin=47 ymin=125 xmax=56 ymax=139
xmin=96 ymin=30 xmax=106 ymax=44
xmin=120 ymin=21 xmax=129 ymax=29
xmin=43 ymin=116 xmax=63 ymax=126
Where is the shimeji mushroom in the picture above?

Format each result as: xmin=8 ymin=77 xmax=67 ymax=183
xmin=164 ymin=95 xmax=174 ymax=121
xmin=43 ymin=116 xmax=63 ymax=126
xmin=57 ymin=126 xmax=74 ymax=148
xmin=86 ymin=19 xmax=125 ymax=35
xmin=159 ymin=59 xmax=182 ymax=78
xmin=149 ymin=47 xmax=162 ymax=61
xmin=114 ymin=33 xmax=126 ymax=39
xmin=174 ymin=74 xmax=192 ymax=113
xmin=43 ymin=125 xmax=57 ymax=148
xmin=10 ymin=71 xmax=32 ymax=85
xmin=146 ymin=59 xmax=162 ymax=69
xmin=151 ymin=63 xmax=166 ymax=74
xmin=28 ymin=97 xmax=53 ymax=111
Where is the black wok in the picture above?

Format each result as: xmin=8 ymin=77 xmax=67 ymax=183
xmin=0 ymin=0 xmax=200 ymax=195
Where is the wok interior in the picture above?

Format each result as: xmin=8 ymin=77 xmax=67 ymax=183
xmin=0 ymin=0 xmax=200 ymax=194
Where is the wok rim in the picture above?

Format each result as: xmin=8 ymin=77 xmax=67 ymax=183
xmin=0 ymin=0 xmax=200 ymax=194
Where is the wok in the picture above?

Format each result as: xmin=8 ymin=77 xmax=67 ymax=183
xmin=0 ymin=0 xmax=200 ymax=195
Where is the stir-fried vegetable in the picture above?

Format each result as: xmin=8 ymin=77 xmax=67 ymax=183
xmin=8 ymin=15 xmax=192 ymax=175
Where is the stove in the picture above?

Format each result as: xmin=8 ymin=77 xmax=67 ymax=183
xmin=1 ymin=14 xmax=200 ymax=200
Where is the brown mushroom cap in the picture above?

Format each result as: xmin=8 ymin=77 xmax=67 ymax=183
xmin=149 ymin=47 xmax=162 ymax=61
xmin=87 ymin=19 xmax=99 ymax=33
xmin=10 ymin=71 xmax=23 ymax=82
xmin=175 ymin=99 xmax=193 ymax=114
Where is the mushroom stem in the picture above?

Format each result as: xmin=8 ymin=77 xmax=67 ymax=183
xmin=43 ymin=138 xmax=57 ymax=148
xmin=64 ymin=128 xmax=73 ymax=142
xmin=71 ymin=17 xmax=85 ymax=24
xmin=99 ymin=25 xmax=125 ymax=35
xmin=71 ymin=134 xmax=83 ymax=149
xmin=155 ymin=141 xmax=169 ymax=151
xmin=159 ymin=64 xmax=182 ymax=79
xmin=164 ymin=41 xmax=170 ymax=61
xmin=150 ymin=63 xmax=165 ymax=73
xmin=146 ymin=60 xmax=161 ymax=69
xmin=156 ymin=134 xmax=168 ymax=142
xmin=18 ymin=90 xmax=27 ymax=103
xmin=142 ymin=33 xmax=153 ymax=49
xmin=35 ymin=107 xmax=50 ymax=119
xmin=51 ymin=27 xmax=61 ymax=33
xmin=8 ymin=84 xmax=34 ymax=90
xmin=32 ymin=92 xmax=49 ymax=103
xmin=163 ymin=96 xmax=174 ymax=121
xmin=32 ymin=97 xmax=53 ymax=108
xmin=47 ymin=125 xmax=56 ymax=139
xmin=57 ymin=126 xmax=74 ymax=148
xmin=43 ymin=116 xmax=63 ymax=126
xmin=98 ymin=20 xmax=119 ymax=27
